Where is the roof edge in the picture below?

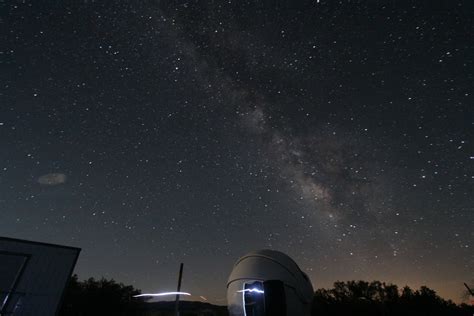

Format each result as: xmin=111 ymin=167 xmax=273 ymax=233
xmin=0 ymin=236 xmax=81 ymax=252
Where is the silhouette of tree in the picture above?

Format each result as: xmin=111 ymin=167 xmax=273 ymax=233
xmin=312 ymin=281 xmax=474 ymax=316
xmin=59 ymin=274 xmax=141 ymax=316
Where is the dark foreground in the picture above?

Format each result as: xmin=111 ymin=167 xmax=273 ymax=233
xmin=59 ymin=276 xmax=474 ymax=316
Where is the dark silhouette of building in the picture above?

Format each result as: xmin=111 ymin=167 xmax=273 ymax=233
xmin=0 ymin=237 xmax=80 ymax=315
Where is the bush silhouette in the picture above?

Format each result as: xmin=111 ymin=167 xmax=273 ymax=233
xmin=312 ymin=280 xmax=474 ymax=316
xmin=59 ymin=274 xmax=141 ymax=316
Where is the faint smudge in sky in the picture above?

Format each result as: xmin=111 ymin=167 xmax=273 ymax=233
xmin=37 ymin=173 xmax=67 ymax=186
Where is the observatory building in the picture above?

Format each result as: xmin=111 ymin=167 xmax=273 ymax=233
xmin=0 ymin=237 xmax=80 ymax=316
xmin=227 ymin=249 xmax=314 ymax=316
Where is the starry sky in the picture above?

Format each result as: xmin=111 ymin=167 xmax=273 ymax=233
xmin=1 ymin=0 xmax=473 ymax=305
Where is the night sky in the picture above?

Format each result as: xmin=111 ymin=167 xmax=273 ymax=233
xmin=1 ymin=0 xmax=473 ymax=304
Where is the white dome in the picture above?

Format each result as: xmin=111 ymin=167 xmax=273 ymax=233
xmin=227 ymin=250 xmax=314 ymax=316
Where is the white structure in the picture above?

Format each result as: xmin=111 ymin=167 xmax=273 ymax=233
xmin=227 ymin=249 xmax=314 ymax=316
xmin=0 ymin=237 xmax=80 ymax=316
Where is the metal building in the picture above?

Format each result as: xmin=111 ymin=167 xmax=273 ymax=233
xmin=0 ymin=237 xmax=80 ymax=316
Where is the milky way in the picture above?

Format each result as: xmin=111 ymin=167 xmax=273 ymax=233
xmin=1 ymin=0 xmax=472 ymax=304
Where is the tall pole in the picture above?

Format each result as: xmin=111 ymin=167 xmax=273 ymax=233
xmin=174 ymin=263 xmax=184 ymax=316
xmin=464 ymin=283 xmax=474 ymax=296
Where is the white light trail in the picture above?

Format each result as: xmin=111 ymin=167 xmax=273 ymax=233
xmin=133 ymin=292 xmax=191 ymax=298
xmin=237 ymin=288 xmax=265 ymax=294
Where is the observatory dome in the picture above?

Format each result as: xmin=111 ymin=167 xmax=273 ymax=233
xmin=227 ymin=249 xmax=313 ymax=316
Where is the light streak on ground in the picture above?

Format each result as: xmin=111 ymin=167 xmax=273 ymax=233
xmin=133 ymin=292 xmax=191 ymax=298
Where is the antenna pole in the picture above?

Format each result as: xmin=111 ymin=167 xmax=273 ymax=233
xmin=464 ymin=283 xmax=474 ymax=296
xmin=174 ymin=263 xmax=184 ymax=316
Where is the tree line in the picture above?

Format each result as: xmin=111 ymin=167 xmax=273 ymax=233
xmin=312 ymin=280 xmax=473 ymax=316
xmin=59 ymin=276 xmax=474 ymax=315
